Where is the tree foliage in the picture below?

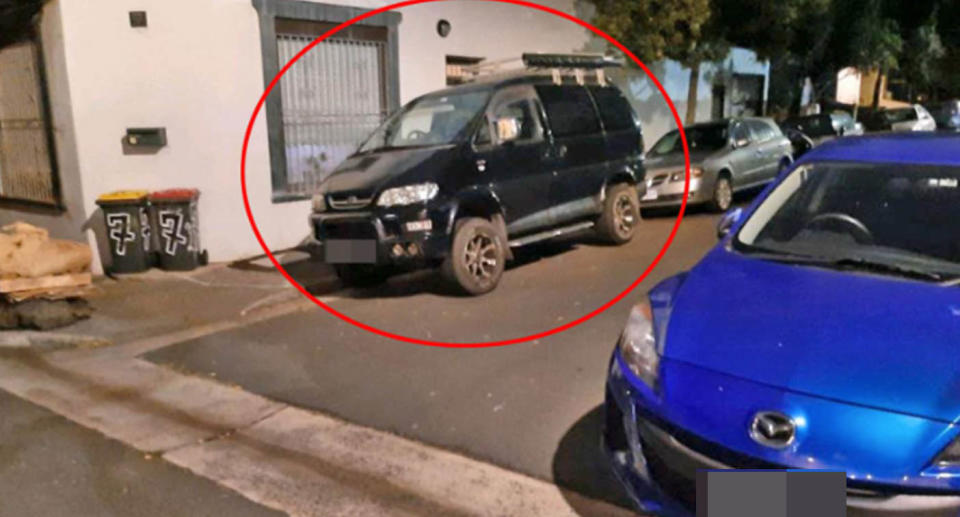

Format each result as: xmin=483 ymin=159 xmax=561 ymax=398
xmin=588 ymin=0 xmax=729 ymax=123
xmin=588 ymin=0 xmax=960 ymax=117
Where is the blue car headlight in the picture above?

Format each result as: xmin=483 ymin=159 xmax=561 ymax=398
xmin=933 ymin=439 xmax=960 ymax=466
xmin=617 ymin=299 xmax=660 ymax=388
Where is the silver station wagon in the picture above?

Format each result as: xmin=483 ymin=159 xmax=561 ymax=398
xmin=641 ymin=117 xmax=793 ymax=211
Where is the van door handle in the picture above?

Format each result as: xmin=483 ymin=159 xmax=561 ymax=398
xmin=476 ymin=159 xmax=486 ymax=172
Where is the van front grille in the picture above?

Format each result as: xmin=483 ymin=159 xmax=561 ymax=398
xmin=328 ymin=194 xmax=373 ymax=210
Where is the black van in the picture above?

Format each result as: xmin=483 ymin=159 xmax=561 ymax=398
xmin=310 ymin=55 xmax=645 ymax=295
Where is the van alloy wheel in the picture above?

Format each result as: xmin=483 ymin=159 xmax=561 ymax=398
xmin=442 ymin=217 xmax=505 ymax=295
xmin=596 ymin=183 xmax=640 ymax=245
xmin=614 ymin=193 xmax=637 ymax=237
xmin=464 ymin=233 xmax=498 ymax=281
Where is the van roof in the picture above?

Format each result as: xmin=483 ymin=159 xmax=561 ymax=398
xmin=421 ymin=72 xmax=620 ymax=99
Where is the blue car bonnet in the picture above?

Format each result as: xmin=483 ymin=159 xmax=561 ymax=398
xmin=664 ymin=246 xmax=960 ymax=424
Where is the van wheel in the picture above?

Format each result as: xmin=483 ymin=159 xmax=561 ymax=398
xmin=708 ymin=176 xmax=733 ymax=212
xmin=596 ymin=183 xmax=640 ymax=244
xmin=441 ymin=218 xmax=505 ymax=296
xmin=334 ymin=264 xmax=391 ymax=288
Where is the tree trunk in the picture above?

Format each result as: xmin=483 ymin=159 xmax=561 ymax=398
xmin=871 ymin=66 xmax=885 ymax=110
xmin=685 ymin=61 xmax=700 ymax=125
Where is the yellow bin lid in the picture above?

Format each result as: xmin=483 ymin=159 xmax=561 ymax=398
xmin=96 ymin=190 xmax=149 ymax=203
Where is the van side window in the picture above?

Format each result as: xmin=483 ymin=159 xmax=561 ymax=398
xmin=587 ymin=86 xmax=636 ymax=131
xmin=493 ymin=100 xmax=540 ymax=142
xmin=534 ymin=85 xmax=601 ymax=137
xmin=475 ymin=118 xmax=491 ymax=145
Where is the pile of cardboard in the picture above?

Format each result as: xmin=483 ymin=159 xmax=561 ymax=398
xmin=0 ymin=222 xmax=94 ymax=329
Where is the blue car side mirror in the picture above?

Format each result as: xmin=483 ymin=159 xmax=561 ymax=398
xmin=716 ymin=207 xmax=743 ymax=239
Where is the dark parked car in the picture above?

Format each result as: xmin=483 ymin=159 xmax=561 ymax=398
xmin=928 ymin=99 xmax=960 ymax=131
xmin=641 ymin=118 xmax=792 ymax=212
xmin=780 ymin=127 xmax=815 ymax=160
xmin=310 ymin=56 xmax=645 ymax=295
xmin=780 ymin=112 xmax=863 ymax=143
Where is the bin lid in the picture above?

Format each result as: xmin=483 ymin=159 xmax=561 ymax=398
xmin=149 ymin=188 xmax=200 ymax=202
xmin=96 ymin=190 xmax=149 ymax=203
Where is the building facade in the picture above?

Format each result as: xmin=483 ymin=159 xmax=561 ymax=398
xmin=0 ymin=0 xmax=769 ymax=273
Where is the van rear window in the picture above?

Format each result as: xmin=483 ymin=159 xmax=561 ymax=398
xmin=588 ymin=87 xmax=636 ymax=131
xmin=534 ymin=85 xmax=601 ymax=137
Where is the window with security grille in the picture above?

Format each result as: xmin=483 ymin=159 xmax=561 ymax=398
xmin=275 ymin=19 xmax=389 ymax=197
xmin=0 ymin=37 xmax=59 ymax=206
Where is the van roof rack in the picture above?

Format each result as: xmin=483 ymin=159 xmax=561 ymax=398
xmin=459 ymin=53 xmax=623 ymax=86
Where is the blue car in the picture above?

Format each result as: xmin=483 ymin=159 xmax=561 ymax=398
xmin=604 ymin=133 xmax=960 ymax=516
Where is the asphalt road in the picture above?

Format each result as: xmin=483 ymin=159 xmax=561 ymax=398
xmin=0 ymin=388 xmax=282 ymax=517
xmin=147 ymin=207 xmax=726 ymax=510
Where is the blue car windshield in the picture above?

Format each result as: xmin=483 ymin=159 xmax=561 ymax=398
xmin=358 ymin=90 xmax=490 ymax=153
xmin=736 ymin=162 xmax=960 ymax=278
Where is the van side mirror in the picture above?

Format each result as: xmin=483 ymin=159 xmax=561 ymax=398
xmin=716 ymin=207 xmax=743 ymax=239
xmin=496 ymin=116 xmax=521 ymax=143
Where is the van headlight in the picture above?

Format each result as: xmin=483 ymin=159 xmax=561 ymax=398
xmin=617 ymin=299 xmax=661 ymax=388
xmin=312 ymin=193 xmax=327 ymax=212
xmin=377 ymin=183 xmax=439 ymax=207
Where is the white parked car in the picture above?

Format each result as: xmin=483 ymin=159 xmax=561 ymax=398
xmin=879 ymin=104 xmax=938 ymax=132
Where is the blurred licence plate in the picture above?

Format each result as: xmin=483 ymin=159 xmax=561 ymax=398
xmin=324 ymin=239 xmax=376 ymax=264
xmin=642 ymin=189 xmax=659 ymax=201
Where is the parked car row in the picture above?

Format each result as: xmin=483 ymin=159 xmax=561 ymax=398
xmin=308 ymin=52 xmax=805 ymax=295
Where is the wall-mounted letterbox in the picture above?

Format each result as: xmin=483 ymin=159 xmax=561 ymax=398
xmin=125 ymin=127 xmax=166 ymax=148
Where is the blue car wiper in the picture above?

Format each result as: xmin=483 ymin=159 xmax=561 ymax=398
xmin=827 ymin=257 xmax=946 ymax=283
xmin=745 ymin=248 xmax=948 ymax=283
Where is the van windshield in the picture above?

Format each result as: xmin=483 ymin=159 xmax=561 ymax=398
xmin=358 ymin=91 xmax=490 ymax=153
xmin=648 ymin=124 xmax=728 ymax=156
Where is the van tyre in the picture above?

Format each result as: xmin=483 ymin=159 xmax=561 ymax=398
xmin=442 ymin=217 xmax=505 ymax=296
xmin=334 ymin=264 xmax=391 ymax=288
xmin=709 ymin=176 xmax=733 ymax=212
xmin=596 ymin=183 xmax=640 ymax=244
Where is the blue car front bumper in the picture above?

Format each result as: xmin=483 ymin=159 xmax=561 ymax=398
xmin=603 ymin=356 xmax=960 ymax=517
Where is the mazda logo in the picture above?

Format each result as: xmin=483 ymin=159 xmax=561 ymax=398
xmin=749 ymin=411 xmax=796 ymax=449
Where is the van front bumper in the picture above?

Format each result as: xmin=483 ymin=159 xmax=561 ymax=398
xmin=603 ymin=357 xmax=960 ymax=517
xmin=310 ymin=204 xmax=453 ymax=265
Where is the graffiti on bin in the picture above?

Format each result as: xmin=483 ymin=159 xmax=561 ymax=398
xmin=139 ymin=208 xmax=151 ymax=252
xmin=106 ymin=212 xmax=136 ymax=257
xmin=157 ymin=208 xmax=193 ymax=255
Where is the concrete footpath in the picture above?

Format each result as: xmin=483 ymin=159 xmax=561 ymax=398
xmin=0 ymin=252 xmax=639 ymax=517
xmin=0 ymin=389 xmax=283 ymax=517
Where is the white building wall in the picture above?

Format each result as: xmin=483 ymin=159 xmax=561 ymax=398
xmin=46 ymin=0 xmax=592 ymax=272
xmin=26 ymin=0 xmax=767 ymax=272
xmin=0 ymin=1 xmax=87 ymax=242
